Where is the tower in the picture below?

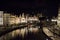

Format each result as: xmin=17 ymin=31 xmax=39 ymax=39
xmin=57 ymin=8 xmax=60 ymax=26
xmin=22 ymin=13 xmax=24 ymax=18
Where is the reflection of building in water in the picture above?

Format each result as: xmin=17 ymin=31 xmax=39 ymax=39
xmin=0 ymin=12 xmax=40 ymax=40
xmin=0 ymin=27 xmax=39 ymax=40
xmin=11 ymin=28 xmax=27 ymax=37
xmin=7 ymin=27 xmax=39 ymax=38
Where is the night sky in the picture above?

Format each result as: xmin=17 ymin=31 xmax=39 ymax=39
xmin=0 ymin=0 xmax=59 ymax=17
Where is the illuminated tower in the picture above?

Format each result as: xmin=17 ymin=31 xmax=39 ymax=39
xmin=22 ymin=13 xmax=24 ymax=17
xmin=57 ymin=8 xmax=60 ymax=26
xmin=20 ymin=13 xmax=27 ymax=23
xmin=19 ymin=14 xmax=21 ymax=18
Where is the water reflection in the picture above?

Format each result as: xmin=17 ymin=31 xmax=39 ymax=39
xmin=12 ymin=27 xmax=39 ymax=37
xmin=0 ymin=27 xmax=39 ymax=40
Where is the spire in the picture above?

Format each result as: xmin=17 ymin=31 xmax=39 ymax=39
xmin=19 ymin=14 xmax=21 ymax=18
xmin=22 ymin=13 xmax=24 ymax=18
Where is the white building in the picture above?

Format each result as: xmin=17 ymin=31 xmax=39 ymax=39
xmin=3 ymin=13 xmax=11 ymax=26
xmin=20 ymin=13 xmax=27 ymax=23
xmin=0 ymin=11 xmax=3 ymax=25
xmin=27 ymin=16 xmax=39 ymax=22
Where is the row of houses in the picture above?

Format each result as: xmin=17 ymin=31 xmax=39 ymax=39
xmin=0 ymin=11 xmax=40 ymax=26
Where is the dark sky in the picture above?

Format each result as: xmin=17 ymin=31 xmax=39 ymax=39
xmin=0 ymin=0 xmax=59 ymax=17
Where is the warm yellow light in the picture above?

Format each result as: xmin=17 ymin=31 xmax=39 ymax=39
xmin=15 ymin=17 xmax=20 ymax=24
xmin=29 ymin=27 xmax=39 ymax=33
xmin=20 ymin=28 xmax=26 ymax=37
xmin=20 ymin=17 xmax=27 ymax=23
xmin=32 ymin=28 xmax=39 ymax=33
xmin=9 ymin=19 xmax=15 ymax=24
xmin=15 ymin=29 xmax=21 ymax=34
xmin=12 ymin=31 xmax=16 ymax=37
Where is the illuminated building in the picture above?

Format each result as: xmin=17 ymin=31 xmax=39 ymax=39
xmin=20 ymin=13 xmax=27 ymax=23
xmin=9 ymin=15 xmax=16 ymax=25
xmin=15 ymin=17 xmax=20 ymax=24
xmin=27 ymin=16 xmax=39 ymax=23
xmin=0 ymin=12 xmax=41 ymax=40
xmin=0 ymin=11 xmax=3 ymax=25
xmin=51 ymin=17 xmax=57 ymax=24
xmin=3 ymin=13 xmax=11 ymax=26
xmin=57 ymin=8 xmax=60 ymax=26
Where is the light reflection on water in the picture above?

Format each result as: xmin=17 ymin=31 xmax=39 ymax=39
xmin=11 ymin=27 xmax=28 ymax=38
xmin=12 ymin=27 xmax=39 ymax=37
xmin=0 ymin=27 xmax=39 ymax=40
